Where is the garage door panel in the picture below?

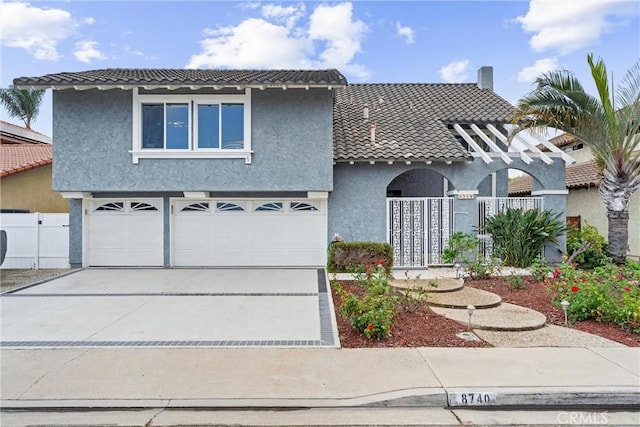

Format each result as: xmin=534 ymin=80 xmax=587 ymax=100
xmin=172 ymin=199 xmax=326 ymax=267
xmin=88 ymin=200 xmax=163 ymax=267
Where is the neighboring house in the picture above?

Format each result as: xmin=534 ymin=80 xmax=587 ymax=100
xmin=14 ymin=67 xmax=571 ymax=268
xmin=0 ymin=121 xmax=68 ymax=213
xmin=509 ymin=135 xmax=640 ymax=261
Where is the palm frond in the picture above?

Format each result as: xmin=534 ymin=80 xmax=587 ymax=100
xmin=0 ymin=86 xmax=45 ymax=129
xmin=588 ymin=54 xmax=620 ymax=147
xmin=616 ymin=58 xmax=640 ymax=108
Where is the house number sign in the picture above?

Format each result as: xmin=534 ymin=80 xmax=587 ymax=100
xmin=449 ymin=391 xmax=497 ymax=406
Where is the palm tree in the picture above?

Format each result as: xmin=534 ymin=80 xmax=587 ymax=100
xmin=510 ymin=54 xmax=640 ymax=264
xmin=0 ymin=86 xmax=46 ymax=129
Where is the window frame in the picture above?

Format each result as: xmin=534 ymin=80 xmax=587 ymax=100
xmin=131 ymin=88 xmax=252 ymax=164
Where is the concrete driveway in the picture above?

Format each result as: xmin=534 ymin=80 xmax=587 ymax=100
xmin=0 ymin=268 xmax=338 ymax=348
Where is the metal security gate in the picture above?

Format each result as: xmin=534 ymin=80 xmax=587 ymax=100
xmin=477 ymin=197 xmax=543 ymax=259
xmin=387 ymin=198 xmax=454 ymax=267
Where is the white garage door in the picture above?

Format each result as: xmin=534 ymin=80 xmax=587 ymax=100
xmin=172 ymin=199 xmax=327 ymax=267
xmin=87 ymin=199 xmax=164 ymax=267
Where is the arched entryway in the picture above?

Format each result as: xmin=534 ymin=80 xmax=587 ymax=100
xmin=386 ymin=168 xmax=455 ymax=267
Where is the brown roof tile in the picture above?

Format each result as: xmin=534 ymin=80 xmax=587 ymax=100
xmin=333 ymin=83 xmax=515 ymax=162
xmin=508 ymin=160 xmax=600 ymax=195
xmin=14 ymin=69 xmax=347 ymax=88
xmin=1 ymin=144 xmax=52 ymax=177
xmin=539 ymin=132 xmax=577 ymax=152
xmin=566 ymin=160 xmax=601 ymax=189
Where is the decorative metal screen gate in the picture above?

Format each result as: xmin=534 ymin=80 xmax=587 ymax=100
xmin=387 ymin=198 xmax=455 ymax=267
xmin=477 ymin=197 xmax=544 ymax=259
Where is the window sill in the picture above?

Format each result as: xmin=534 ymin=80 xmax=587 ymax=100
xmin=130 ymin=150 xmax=252 ymax=164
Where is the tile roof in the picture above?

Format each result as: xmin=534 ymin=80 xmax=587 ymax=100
xmin=508 ymin=175 xmax=534 ymax=196
xmin=0 ymin=121 xmax=52 ymax=144
xmin=1 ymin=144 xmax=53 ymax=177
xmin=14 ymin=69 xmax=347 ymax=88
xmin=539 ymin=132 xmax=576 ymax=152
xmin=333 ymin=83 xmax=515 ymax=162
xmin=508 ymin=160 xmax=600 ymax=195
xmin=566 ymin=160 xmax=601 ymax=189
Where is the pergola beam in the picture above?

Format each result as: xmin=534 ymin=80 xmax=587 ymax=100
xmin=453 ymin=123 xmax=492 ymax=164
xmin=469 ymin=124 xmax=512 ymax=164
xmin=485 ymin=124 xmax=533 ymax=164
xmin=524 ymin=131 xmax=576 ymax=164
xmin=499 ymin=125 xmax=553 ymax=165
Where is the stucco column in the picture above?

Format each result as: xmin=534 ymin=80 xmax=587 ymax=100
xmin=448 ymin=191 xmax=479 ymax=236
xmin=68 ymin=198 xmax=83 ymax=268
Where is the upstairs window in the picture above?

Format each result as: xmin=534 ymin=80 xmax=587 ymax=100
xmin=132 ymin=89 xmax=251 ymax=164
xmin=142 ymin=103 xmax=190 ymax=149
xmin=196 ymin=103 xmax=244 ymax=149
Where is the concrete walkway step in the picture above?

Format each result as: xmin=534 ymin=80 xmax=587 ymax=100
xmin=431 ymin=303 xmax=547 ymax=331
xmin=390 ymin=278 xmax=463 ymax=293
xmin=427 ymin=286 xmax=501 ymax=309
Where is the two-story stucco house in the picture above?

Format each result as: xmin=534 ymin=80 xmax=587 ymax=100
xmin=14 ymin=67 xmax=572 ymax=269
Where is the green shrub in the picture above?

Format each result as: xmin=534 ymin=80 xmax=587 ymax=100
xmin=506 ymin=274 xmax=525 ymax=290
xmin=566 ymin=225 xmax=609 ymax=268
xmin=442 ymin=232 xmax=501 ymax=280
xmin=530 ymin=255 xmax=550 ymax=282
xmin=548 ymin=262 xmax=640 ymax=333
xmin=328 ymin=241 xmax=393 ymax=273
xmin=482 ymin=208 xmax=565 ymax=268
xmin=334 ymin=265 xmax=397 ymax=339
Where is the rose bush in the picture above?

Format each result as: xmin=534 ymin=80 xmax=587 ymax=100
xmin=545 ymin=262 xmax=640 ymax=333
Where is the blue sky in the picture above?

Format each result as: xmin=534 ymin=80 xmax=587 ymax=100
xmin=1 ymin=0 xmax=638 ymax=135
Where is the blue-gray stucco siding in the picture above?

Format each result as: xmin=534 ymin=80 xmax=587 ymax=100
xmin=52 ymin=88 xmax=334 ymax=192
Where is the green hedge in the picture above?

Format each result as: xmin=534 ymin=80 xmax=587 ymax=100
xmin=328 ymin=241 xmax=393 ymax=273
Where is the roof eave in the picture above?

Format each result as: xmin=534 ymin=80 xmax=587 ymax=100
xmin=333 ymin=157 xmax=471 ymax=164
xmin=13 ymin=82 xmax=347 ymax=91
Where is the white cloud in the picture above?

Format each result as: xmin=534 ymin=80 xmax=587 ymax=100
xmin=123 ymin=45 xmax=144 ymax=57
xmin=0 ymin=2 xmax=78 ymax=60
xmin=187 ymin=2 xmax=369 ymax=81
xmin=515 ymin=0 xmax=636 ymax=55
xmin=517 ymin=57 xmax=559 ymax=83
xmin=439 ymin=59 xmax=470 ymax=83
xmin=83 ymin=17 xmax=96 ymax=25
xmin=308 ymin=3 xmax=368 ymax=78
xmin=188 ymin=18 xmax=313 ymax=69
xmin=261 ymin=3 xmax=305 ymax=29
xmin=73 ymin=40 xmax=106 ymax=63
xmin=396 ymin=22 xmax=414 ymax=44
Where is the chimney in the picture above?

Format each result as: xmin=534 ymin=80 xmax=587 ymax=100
xmin=477 ymin=66 xmax=493 ymax=90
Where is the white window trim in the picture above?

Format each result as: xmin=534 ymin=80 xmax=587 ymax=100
xmin=130 ymin=88 xmax=252 ymax=164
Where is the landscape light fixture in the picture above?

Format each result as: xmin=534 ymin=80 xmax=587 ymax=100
xmin=467 ymin=305 xmax=475 ymax=330
xmin=455 ymin=263 xmax=462 ymax=279
xmin=561 ymin=300 xmax=570 ymax=326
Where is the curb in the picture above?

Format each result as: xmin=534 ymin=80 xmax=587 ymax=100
xmin=2 ymin=387 xmax=638 ymax=410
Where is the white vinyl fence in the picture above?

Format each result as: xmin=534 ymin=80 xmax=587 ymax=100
xmin=0 ymin=213 xmax=70 ymax=269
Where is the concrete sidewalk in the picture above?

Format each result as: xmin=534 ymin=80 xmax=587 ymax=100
xmin=1 ymin=347 xmax=638 ymax=411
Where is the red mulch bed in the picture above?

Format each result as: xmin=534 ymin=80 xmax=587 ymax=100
xmin=332 ymin=277 xmax=640 ymax=348
xmin=333 ymin=281 xmax=486 ymax=348
xmin=468 ymin=276 xmax=640 ymax=347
